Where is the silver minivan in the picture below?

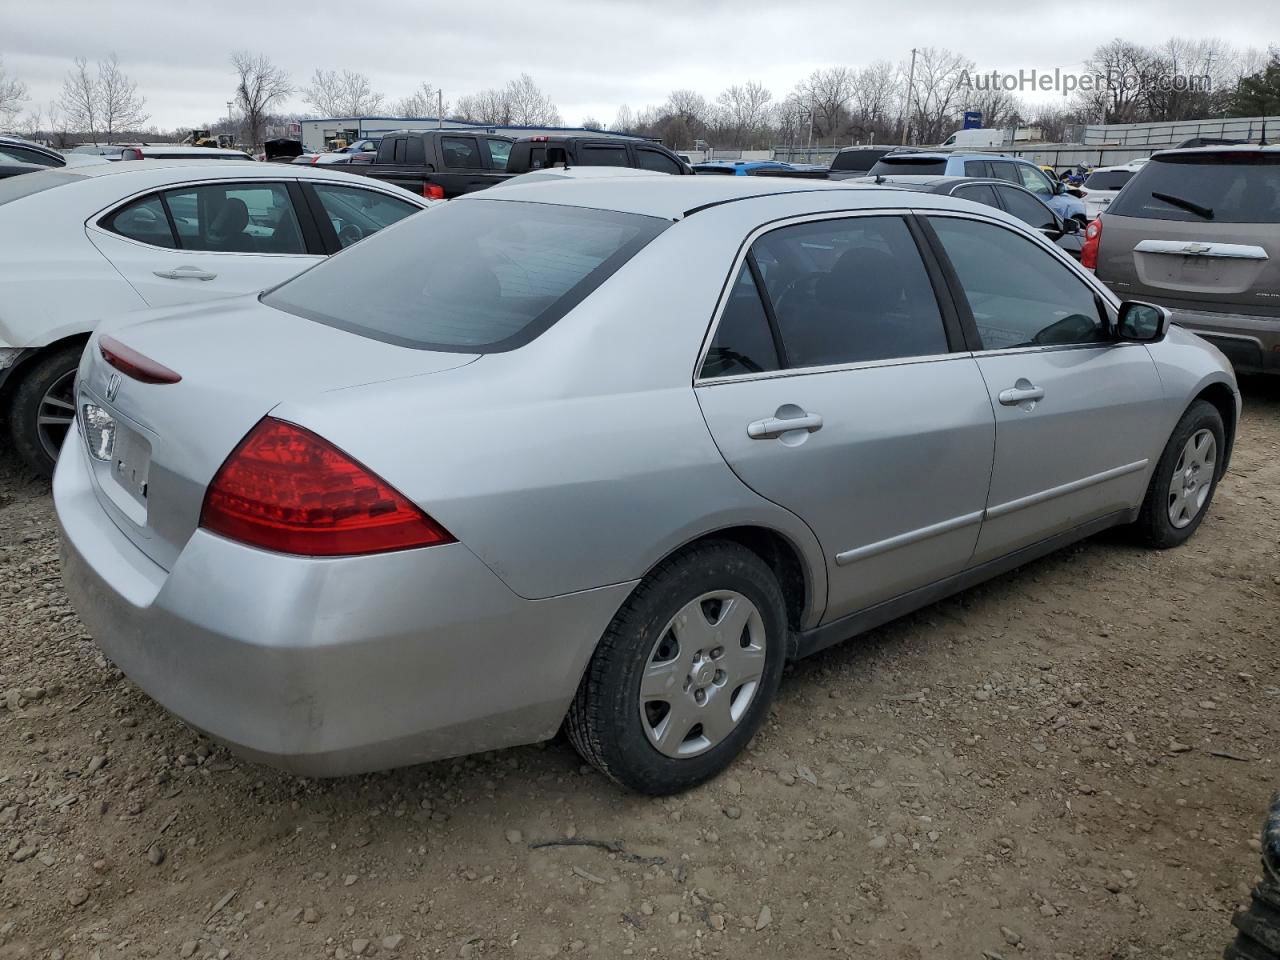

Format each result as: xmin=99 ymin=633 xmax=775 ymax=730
xmin=1090 ymin=145 xmax=1280 ymax=374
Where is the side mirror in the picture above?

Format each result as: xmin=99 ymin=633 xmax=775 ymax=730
xmin=1062 ymin=217 xmax=1081 ymax=235
xmin=1117 ymin=301 xmax=1172 ymax=342
xmin=1053 ymin=180 xmax=1066 ymax=195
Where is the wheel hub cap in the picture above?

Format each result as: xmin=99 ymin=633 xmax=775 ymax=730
xmin=1167 ymin=429 xmax=1216 ymax=529
xmin=638 ymin=590 xmax=767 ymax=759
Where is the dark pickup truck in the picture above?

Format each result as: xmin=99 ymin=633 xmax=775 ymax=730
xmin=349 ymin=129 xmax=517 ymax=199
xmin=504 ymin=136 xmax=693 ymax=176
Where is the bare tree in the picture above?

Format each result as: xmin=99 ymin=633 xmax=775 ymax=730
xmin=303 ymin=69 xmax=384 ymax=117
xmin=716 ymin=81 xmax=772 ymax=147
xmin=503 ymin=74 xmax=560 ymax=126
xmin=18 ymin=107 xmax=42 ymax=140
xmin=98 ymin=54 xmax=148 ymax=140
xmin=0 ymin=56 xmax=28 ymax=128
xmin=796 ymin=67 xmax=856 ymax=140
xmin=393 ymin=81 xmax=448 ymax=118
xmin=907 ymin=47 xmax=972 ymax=143
xmin=612 ymin=104 xmax=634 ymax=132
xmin=456 ymin=88 xmax=511 ymax=125
xmin=849 ymin=61 xmax=899 ymax=141
xmin=60 ymin=57 xmax=99 ymax=142
xmin=960 ymin=84 xmax=1023 ymax=132
xmin=579 ymin=116 xmax=605 ymax=130
xmin=232 ymin=51 xmax=292 ymax=152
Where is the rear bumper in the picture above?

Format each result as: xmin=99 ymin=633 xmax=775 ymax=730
xmin=55 ymin=424 xmax=634 ymax=776
xmin=1166 ymin=307 xmax=1280 ymax=374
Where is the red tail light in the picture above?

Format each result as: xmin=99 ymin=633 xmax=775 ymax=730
xmin=1080 ymin=217 xmax=1102 ymax=270
xmin=422 ymin=183 xmax=445 ymax=200
xmin=200 ymin=418 xmax=455 ymax=557
xmin=99 ymin=335 xmax=181 ymax=384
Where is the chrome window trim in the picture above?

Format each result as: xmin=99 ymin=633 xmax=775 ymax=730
xmin=693 ymin=206 xmax=957 ymax=385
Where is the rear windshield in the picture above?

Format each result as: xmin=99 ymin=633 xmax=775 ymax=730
xmin=868 ymin=156 xmax=947 ymax=177
xmin=1107 ymin=153 xmax=1280 ymax=223
xmin=831 ymin=149 xmax=890 ymax=172
xmin=0 ymin=170 xmax=82 ymax=206
xmin=263 ymin=199 xmax=668 ymax=352
xmin=692 ymin=165 xmax=736 ymax=175
xmin=1082 ymin=170 xmax=1136 ymax=191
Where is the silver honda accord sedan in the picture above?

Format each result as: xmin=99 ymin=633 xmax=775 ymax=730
xmin=56 ymin=176 xmax=1240 ymax=794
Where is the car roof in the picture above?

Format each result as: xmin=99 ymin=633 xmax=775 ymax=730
xmin=461 ymin=175 xmax=986 ymax=220
xmin=877 ymin=150 xmax=1021 ymax=161
xmin=1149 ymin=143 xmax=1280 ymax=159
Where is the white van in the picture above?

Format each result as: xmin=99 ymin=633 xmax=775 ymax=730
xmin=940 ymin=127 xmax=1042 ymax=148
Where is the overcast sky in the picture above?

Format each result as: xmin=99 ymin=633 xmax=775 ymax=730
xmin=4 ymin=0 xmax=1279 ymax=130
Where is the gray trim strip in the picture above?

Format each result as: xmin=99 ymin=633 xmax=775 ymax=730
xmin=985 ymin=459 xmax=1148 ymax=520
xmin=835 ymin=510 xmax=985 ymax=566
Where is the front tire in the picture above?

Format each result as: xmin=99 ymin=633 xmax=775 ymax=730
xmin=1134 ymin=400 xmax=1225 ymax=548
xmin=566 ymin=540 xmax=788 ymax=795
xmin=7 ymin=344 xmax=83 ymax=478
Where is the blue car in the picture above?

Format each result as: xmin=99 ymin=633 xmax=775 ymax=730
xmin=691 ymin=160 xmax=796 ymax=176
xmin=867 ymin=151 xmax=1088 ymax=223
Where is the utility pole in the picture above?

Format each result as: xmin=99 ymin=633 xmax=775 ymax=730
xmin=438 ymin=90 xmax=443 ymax=129
xmin=902 ymin=47 xmax=918 ymax=146
xmin=807 ymin=100 xmax=815 ymax=152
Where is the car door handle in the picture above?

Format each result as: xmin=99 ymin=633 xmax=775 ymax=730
xmin=153 ymin=266 xmax=217 ymax=281
xmin=747 ymin=411 xmax=823 ymax=439
xmin=998 ymin=383 xmax=1045 ymax=405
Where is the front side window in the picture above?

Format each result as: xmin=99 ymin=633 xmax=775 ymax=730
xmin=579 ymin=145 xmax=631 ymax=167
xmin=701 ymin=263 xmax=779 ymax=377
xmin=636 ymin=149 xmax=682 ymax=174
xmin=486 ymin=139 xmax=512 ymax=170
xmin=441 ymin=137 xmax=482 ymax=168
xmin=995 ymin=185 xmax=1058 ymax=231
xmin=161 ymin=182 xmax=304 ymax=254
xmin=751 ymin=216 xmax=949 ymax=368
xmin=929 ymin=216 xmax=1106 ymax=350
xmin=263 ymin=199 xmax=668 ymax=352
xmin=1017 ymin=163 xmax=1054 ymax=196
xmin=310 ymin=184 xmax=420 ymax=249
xmin=104 ymin=194 xmax=176 ymax=248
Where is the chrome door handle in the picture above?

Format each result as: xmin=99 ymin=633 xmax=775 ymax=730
xmin=998 ymin=384 xmax=1045 ymax=405
xmin=747 ymin=412 xmax=823 ymax=439
xmin=153 ymin=266 xmax=217 ymax=281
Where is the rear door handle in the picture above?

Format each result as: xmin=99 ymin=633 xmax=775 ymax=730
xmin=153 ymin=266 xmax=217 ymax=281
xmin=998 ymin=382 xmax=1045 ymax=405
xmin=748 ymin=411 xmax=823 ymax=439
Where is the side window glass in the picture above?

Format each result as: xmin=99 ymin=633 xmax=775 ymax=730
xmin=963 ymin=159 xmax=991 ymax=178
xmin=702 ymin=262 xmax=779 ymax=378
xmin=1017 ymin=163 xmax=1053 ymax=196
xmin=405 ymin=137 xmax=425 ymax=165
xmin=751 ymin=216 xmax=949 ymax=368
xmin=104 ymin=194 xmax=176 ymax=248
xmin=636 ymin=149 xmax=682 ymax=174
xmin=580 ymin=145 xmax=630 ymax=167
xmin=393 ymin=138 xmax=407 ymax=163
xmin=996 ymin=186 xmax=1058 ymax=231
xmin=441 ymin=137 xmax=482 ymax=168
xmin=161 ymin=183 xmax=305 ymax=254
xmin=930 ymin=217 xmax=1106 ymax=349
xmin=311 ymin=184 xmax=420 ymax=248
xmin=486 ymin=139 xmax=512 ymax=170
xmin=953 ymin=184 xmax=1000 ymax=209
xmin=990 ymin=162 xmax=1022 ymax=184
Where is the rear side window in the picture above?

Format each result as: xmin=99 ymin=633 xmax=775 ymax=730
xmin=405 ymin=137 xmax=426 ymax=165
xmin=441 ymin=137 xmax=481 ymax=168
xmin=953 ymin=183 xmax=1000 ymax=208
xmin=1082 ymin=170 xmax=1135 ymax=190
xmin=636 ymin=148 xmax=682 ymax=174
xmin=310 ymin=184 xmax=420 ymax=249
xmin=1106 ymin=153 xmax=1280 ymax=223
xmin=868 ymin=156 xmax=947 ymax=177
xmin=963 ymin=160 xmax=992 ymax=178
xmin=263 ymin=199 xmax=669 ymax=352
xmin=751 ymin=216 xmax=948 ymax=368
xmin=486 ymin=139 xmax=512 ymax=170
xmin=161 ymin=183 xmax=305 ymax=254
xmin=580 ymin=144 xmax=630 ymax=167
xmin=105 ymin=194 xmax=177 ymax=248
xmin=701 ymin=263 xmax=780 ymax=377
xmin=988 ymin=161 xmax=1023 ymax=184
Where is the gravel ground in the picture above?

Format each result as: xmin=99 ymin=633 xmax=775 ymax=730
xmin=1 ymin=378 xmax=1277 ymax=960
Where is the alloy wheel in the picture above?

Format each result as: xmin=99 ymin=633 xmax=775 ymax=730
xmin=37 ymin=369 xmax=77 ymax=464
xmin=1168 ymin=428 xmax=1216 ymax=529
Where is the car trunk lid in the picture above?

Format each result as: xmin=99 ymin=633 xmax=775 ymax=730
xmin=76 ymin=296 xmax=478 ymax=571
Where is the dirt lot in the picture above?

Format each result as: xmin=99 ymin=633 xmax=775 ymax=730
xmin=1 ymin=380 xmax=1277 ymax=960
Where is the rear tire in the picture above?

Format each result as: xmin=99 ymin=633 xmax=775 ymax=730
xmin=7 ymin=344 xmax=84 ymax=478
xmin=566 ymin=540 xmax=787 ymax=795
xmin=1225 ymin=873 xmax=1280 ymax=959
xmin=1134 ymin=400 xmax=1224 ymax=548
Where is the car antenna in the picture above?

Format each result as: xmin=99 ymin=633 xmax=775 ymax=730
xmin=875 ymin=174 xmax=885 ymax=184
xmin=1261 ymin=120 xmax=1268 ymax=146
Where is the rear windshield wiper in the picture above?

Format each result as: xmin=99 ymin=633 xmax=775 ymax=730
xmin=1151 ymin=191 xmax=1214 ymax=220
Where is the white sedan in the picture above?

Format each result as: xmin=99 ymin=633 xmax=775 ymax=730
xmin=0 ymin=160 xmax=433 ymax=475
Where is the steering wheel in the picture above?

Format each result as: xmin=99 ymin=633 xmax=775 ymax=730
xmin=772 ymin=273 xmax=821 ymax=316
xmin=338 ymin=222 xmax=365 ymax=247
